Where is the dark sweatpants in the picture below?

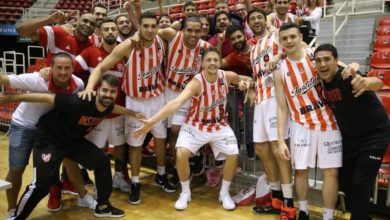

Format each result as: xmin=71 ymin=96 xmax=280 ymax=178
xmin=13 ymin=134 xmax=112 ymax=220
xmin=339 ymin=145 xmax=387 ymax=220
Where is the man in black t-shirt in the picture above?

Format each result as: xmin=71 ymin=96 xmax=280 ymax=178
xmin=314 ymin=43 xmax=390 ymax=220
xmin=1 ymin=74 xmax=143 ymax=219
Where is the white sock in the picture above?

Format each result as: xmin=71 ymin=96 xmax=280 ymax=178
xmin=180 ymin=180 xmax=190 ymax=193
xmin=298 ymin=200 xmax=308 ymax=214
xmin=281 ymin=183 xmax=293 ymax=198
xmin=219 ymin=179 xmax=231 ymax=196
xmin=323 ymin=208 xmax=334 ymax=220
xmin=131 ymin=176 xmax=139 ymax=183
xmin=157 ymin=166 xmax=165 ymax=175
xmin=269 ymin=181 xmax=282 ymax=191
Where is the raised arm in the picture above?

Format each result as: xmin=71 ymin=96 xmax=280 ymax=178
xmin=0 ymin=92 xmax=55 ymax=104
xmin=16 ymin=10 xmax=69 ymax=40
xmin=274 ymin=69 xmax=291 ymax=161
xmin=124 ymin=0 xmax=141 ymax=33
xmin=84 ymin=40 xmax=132 ymax=92
xmin=244 ymin=0 xmax=253 ymax=11
xmin=157 ymin=0 xmax=166 ymax=15
xmin=158 ymin=27 xmax=177 ymax=43
xmin=133 ymin=79 xmax=200 ymax=137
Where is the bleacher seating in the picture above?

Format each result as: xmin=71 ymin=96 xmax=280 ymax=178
xmin=371 ymin=51 xmax=390 ymax=69
xmin=374 ymin=36 xmax=390 ymax=52
xmin=368 ymin=70 xmax=390 ymax=90
xmin=0 ymin=0 xmax=36 ymax=24
xmin=55 ymin=0 xmax=92 ymax=14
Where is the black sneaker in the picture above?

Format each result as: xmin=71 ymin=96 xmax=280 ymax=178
xmin=128 ymin=183 xmax=141 ymax=205
xmin=298 ymin=211 xmax=309 ymax=220
xmin=94 ymin=203 xmax=125 ymax=218
xmin=169 ymin=169 xmax=180 ymax=187
xmin=190 ymin=154 xmax=205 ymax=176
xmin=82 ymin=169 xmax=94 ymax=186
xmin=155 ymin=174 xmax=176 ymax=193
xmin=253 ymin=205 xmax=281 ymax=214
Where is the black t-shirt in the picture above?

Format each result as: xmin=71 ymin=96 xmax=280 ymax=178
xmin=322 ymin=66 xmax=390 ymax=151
xmin=36 ymin=94 xmax=114 ymax=145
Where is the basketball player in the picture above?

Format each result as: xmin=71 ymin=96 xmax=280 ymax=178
xmin=133 ymin=47 xmax=255 ymax=211
xmin=267 ymin=0 xmax=298 ymax=28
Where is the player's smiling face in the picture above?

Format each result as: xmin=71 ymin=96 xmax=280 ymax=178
xmin=101 ymin=22 xmax=118 ymax=45
xmin=76 ymin=14 xmax=96 ymax=37
xmin=97 ymin=81 xmax=117 ymax=107
xmin=202 ymin=51 xmax=221 ymax=74
xmin=279 ymin=27 xmax=302 ymax=54
xmin=248 ymin=12 xmax=266 ymax=36
xmin=315 ymin=51 xmax=339 ymax=83
xmin=140 ymin=18 xmax=158 ymax=42
xmin=52 ymin=57 xmax=73 ymax=88
xmin=183 ymin=21 xmax=202 ymax=49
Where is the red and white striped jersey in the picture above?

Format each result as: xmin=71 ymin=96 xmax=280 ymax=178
xmin=250 ymin=32 xmax=284 ymax=104
xmin=185 ymin=70 xmax=229 ymax=132
xmin=38 ymin=26 xmax=92 ymax=67
xmin=122 ymin=36 xmax=166 ymax=98
xmin=74 ymin=45 xmax=126 ymax=118
xmin=74 ymin=46 xmax=125 ymax=84
xmin=166 ymin=31 xmax=210 ymax=92
xmin=269 ymin=12 xmax=295 ymax=28
xmin=281 ymin=48 xmax=338 ymax=131
xmin=90 ymin=33 xmax=103 ymax=46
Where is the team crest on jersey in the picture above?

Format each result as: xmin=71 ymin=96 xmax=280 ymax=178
xmin=264 ymin=54 xmax=269 ymax=62
xmin=98 ymin=57 xmax=102 ymax=61
xmin=42 ymin=153 xmax=52 ymax=163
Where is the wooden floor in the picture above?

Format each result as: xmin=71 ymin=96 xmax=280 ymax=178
xmin=0 ymin=133 xmax=384 ymax=220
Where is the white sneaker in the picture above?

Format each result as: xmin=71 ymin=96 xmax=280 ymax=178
xmin=174 ymin=192 xmax=191 ymax=211
xmin=6 ymin=209 xmax=15 ymax=220
xmin=219 ymin=194 xmax=236 ymax=210
xmin=113 ymin=173 xmax=131 ymax=193
xmin=77 ymin=193 xmax=97 ymax=209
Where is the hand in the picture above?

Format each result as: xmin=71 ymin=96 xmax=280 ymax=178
xmin=238 ymin=80 xmax=250 ymax=91
xmin=133 ymin=119 xmax=154 ymax=138
xmin=265 ymin=60 xmax=278 ymax=73
xmin=39 ymin=67 xmax=51 ymax=80
xmin=130 ymin=31 xmax=141 ymax=50
xmin=78 ymin=89 xmax=96 ymax=101
xmin=274 ymin=141 xmax=291 ymax=161
xmin=49 ymin=10 xmax=76 ymax=24
xmin=171 ymin=20 xmax=181 ymax=30
xmin=133 ymin=112 xmax=146 ymax=120
xmin=244 ymin=89 xmax=256 ymax=107
xmin=341 ymin=65 xmax=356 ymax=80
xmin=351 ymin=74 xmax=369 ymax=97
xmin=217 ymin=32 xmax=225 ymax=45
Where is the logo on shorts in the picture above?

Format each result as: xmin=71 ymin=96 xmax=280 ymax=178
xmin=42 ymin=153 xmax=52 ymax=163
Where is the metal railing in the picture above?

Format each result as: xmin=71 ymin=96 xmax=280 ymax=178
xmin=332 ymin=1 xmax=349 ymax=46
xmin=324 ymin=0 xmax=385 ymax=17
xmin=27 ymin=46 xmax=45 ymax=67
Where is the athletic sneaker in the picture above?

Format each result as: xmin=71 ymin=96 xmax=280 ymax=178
xmin=82 ymin=169 xmax=94 ymax=186
xmin=94 ymin=203 xmax=125 ymax=218
xmin=47 ymin=186 xmax=63 ymax=212
xmin=219 ymin=193 xmax=236 ymax=210
xmin=232 ymin=185 xmax=256 ymax=206
xmin=253 ymin=197 xmax=282 ymax=214
xmin=298 ymin=211 xmax=309 ymax=220
xmin=113 ymin=172 xmax=131 ymax=193
xmin=174 ymin=192 xmax=191 ymax=211
xmin=62 ymin=179 xmax=78 ymax=195
xmin=280 ymin=205 xmax=296 ymax=220
xmin=190 ymin=154 xmax=205 ymax=176
xmin=169 ymin=169 xmax=180 ymax=187
xmin=128 ymin=183 xmax=141 ymax=205
xmin=155 ymin=174 xmax=176 ymax=193
xmin=77 ymin=192 xmax=97 ymax=209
